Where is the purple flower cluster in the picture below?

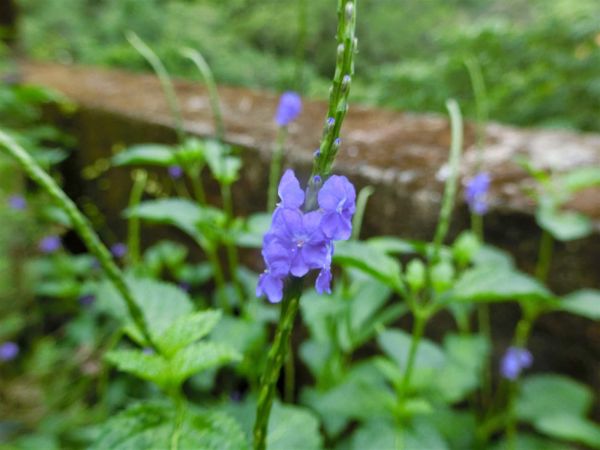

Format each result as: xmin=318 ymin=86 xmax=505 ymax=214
xmin=500 ymin=346 xmax=533 ymax=380
xmin=465 ymin=172 xmax=491 ymax=215
xmin=257 ymin=170 xmax=355 ymax=303
xmin=275 ymin=92 xmax=302 ymax=127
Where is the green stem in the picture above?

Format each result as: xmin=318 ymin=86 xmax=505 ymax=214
xmin=534 ymin=229 xmax=554 ymax=282
xmin=127 ymin=169 xmax=147 ymax=266
xmin=284 ymin=339 xmax=295 ymax=403
xmin=127 ymin=32 xmax=185 ymax=142
xmin=253 ymin=279 xmax=303 ymax=450
xmin=431 ymin=99 xmax=464 ymax=264
xmin=0 ymin=130 xmax=155 ymax=347
xmin=181 ymin=48 xmax=225 ymax=140
xmin=397 ymin=312 xmax=427 ymax=412
xmin=267 ymin=127 xmax=287 ymax=212
xmin=351 ymin=185 xmax=374 ymax=240
xmin=307 ymin=0 xmax=357 ymax=191
xmin=188 ymin=168 xmax=207 ymax=205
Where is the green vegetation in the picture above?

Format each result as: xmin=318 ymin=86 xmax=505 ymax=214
xmin=17 ymin=0 xmax=600 ymax=130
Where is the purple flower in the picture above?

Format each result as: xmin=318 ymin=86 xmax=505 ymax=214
xmin=39 ymin=235 xmax=61 ymax=254
xmin=465 ymin=172 xmax=491 ymax=215
xmin=178 ymin=282 xmax=191 ymax=293
xmin=0 ymin=342 xmax=19 ymax=361
xmin=168 ymin=165 xmax=184 ymax=179
xmin=256 ymin=170 xmax=355 ymax=303
xmin=111 ymin=243 xmax=127 ymax=259
xmin=500 ymin=347 xmax=533 ymax=380
xmin=318 ymin=175 xmax=356 ymax=240
xmin=9 ymin=195 xmax=27 ymax=210
xmin=275 ymin=92 xmax=302 ymax=127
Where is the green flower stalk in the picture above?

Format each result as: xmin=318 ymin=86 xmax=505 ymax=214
xmin=0 ymin=129 xmax=155 ymax=348
xmin=252 ymin=2 xmax=357 ymax=449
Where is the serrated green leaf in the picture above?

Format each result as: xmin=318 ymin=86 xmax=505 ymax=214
xmin=95 ymin=277 xmax=193 ymax=341
xmin=90 ymin=400 xmax=248 ymax=450
xmin=105 ymin=349 xmax=170 ymax=386
xmin=169 ymin=341 xmax=240 ymax=385
xmin=516 ymin=374 xmax=593 ymax=423
xmin=158 ymin=310 xmax=222 ymax=356
xmin=452 ymin=266 xmax=553 ymax=303
xmin=334 ymin=240 xmax=403 ymax=291
xmin=472 ymin=244 xmax=514 ymax=269
xmin=112 ymin=144 xmax=176 ymax=167
xmin=266 ymin=402 xmax=323 ymax=450
xmin=559 ymin=289 xmax=600 ymax=320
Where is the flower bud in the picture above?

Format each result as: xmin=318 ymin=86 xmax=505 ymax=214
xmin=406 ymin=259 xmax=426 ymax=292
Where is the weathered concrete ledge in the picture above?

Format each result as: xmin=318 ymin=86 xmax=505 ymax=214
xmin=15 ymin=61 xmax=600 ymax=402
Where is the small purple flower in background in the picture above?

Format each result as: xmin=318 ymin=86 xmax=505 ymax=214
xmin=111 ymin=243 xmax=127 ymax=259
xmin=0 ymin=342 xmax=19 ymax=361
xmin=142 ymin=347 xmax=155 ymax=355
xmin=257 ymin=169 xmax=355 ymax=303
xmin=501 ymin=347 xmax=533 ymax=380
xmin=465 ymin=172 xmax=491 ymax=215
xmin=275 ymin=92 xmax=302 ymax=127
xmin=8 ymin=195 xmax=27 ymax=210
xmin=78 ymin=294 xmax=96 ymax=307
xmin=168 ymin=165 xmax=184 ymax=179
xmin=39 ymin=235 xmax=61 ymax=254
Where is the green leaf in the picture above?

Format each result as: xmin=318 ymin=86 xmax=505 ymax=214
xmin=158 ymin=310 xmax=222 ymax=356
xmin=95 ymin=277 xmax=193 ymax=342
xmin=106 ymin=341 xmax=239 ymax=387
xmin=350 ymin=418 xmax=448 ymax=450
xmin=472 ymin=244 xmax=514 ymax=269
xmin=536 ymin=415 xmax=600 ymax=448
xmin=490 ymin=433 xmax=576 ymax=450
xmin=367 ymin=236 xmax=427 ymax=255
xmin=516 ymin=374 xmax=593 ymax=423
xmin=302 ymin=360 xmax=395 ymax=437
xmin=126 ymin=198 xmax=225 ymax=246
xmin=378 ymin=329 xmax=446 ymax=372
xmin=90 ymin=400 xmax=248 ymax=450
xmin=537 ymin=206 xmax=592 ymax=241
xmin=559 ymin=289 xmax=600 ymax=320
xmin=105 ymin=349 xmax=170 ymax=386
xmin=204 ymin=140 xmax=241 ymax=184
xmin=451 ymin=266 xmax=553 ymax=303
xmin=234 ymin=213 xmax=271 ymax=248
xmin=334 ymin=240 xmax=403 ymax=291
xmin=558 ymin=167 xmax=600 ymax=194
xmin=112 ymin=144 xmax=176 ymax=167
xmin=434 ymin=334 xmax=489 ymax=403
xmin=169 ymin=342 xmax=240 ymax=385
xmin=266 ymin=402 xmax=323 ymax=450
xmin=143 ymin=240 xmax=188 ymax=277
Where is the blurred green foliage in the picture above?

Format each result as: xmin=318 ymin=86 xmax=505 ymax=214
xmin=16 ymin=0 xmax=600 ymax=131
